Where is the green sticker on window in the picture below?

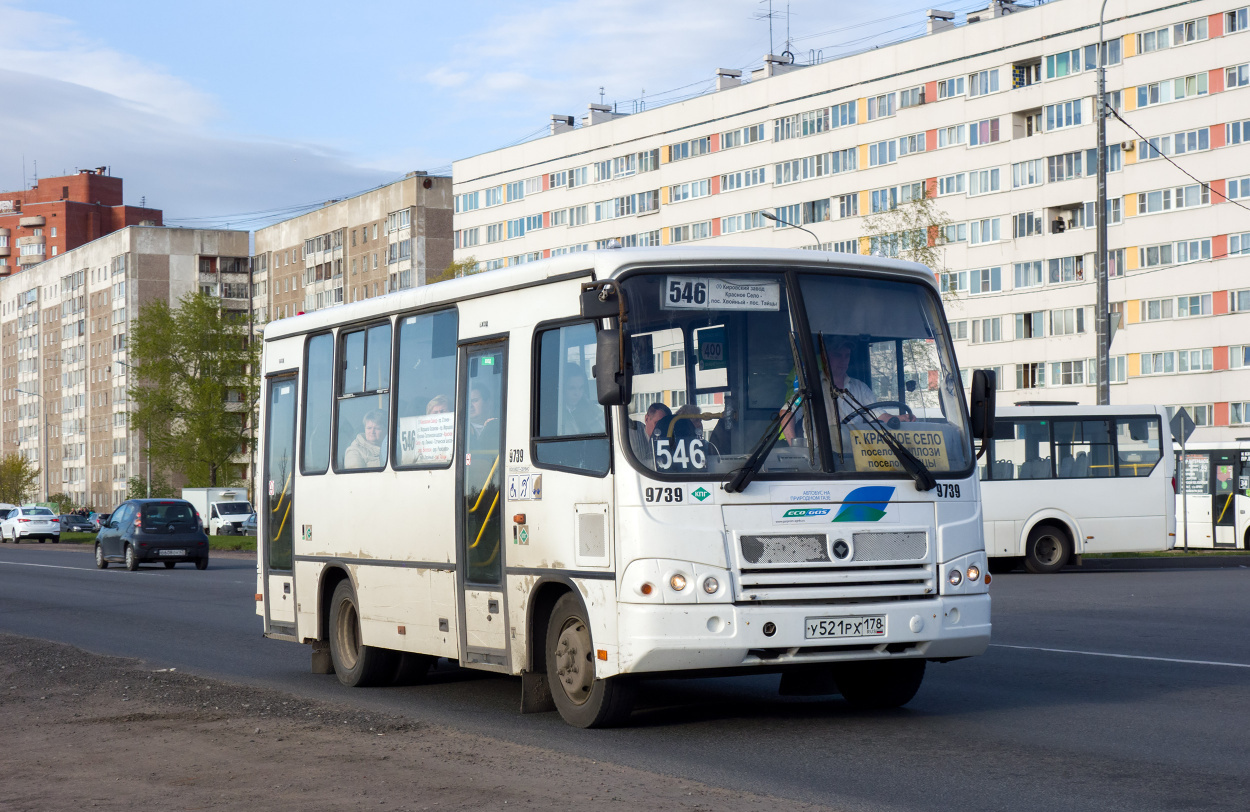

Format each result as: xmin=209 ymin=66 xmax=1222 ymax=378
xmin=481 ymin=356 xmax=495 ymax=366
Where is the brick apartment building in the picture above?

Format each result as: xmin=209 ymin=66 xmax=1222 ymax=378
xmin=0 ymin=169 xmax=162 ymax=273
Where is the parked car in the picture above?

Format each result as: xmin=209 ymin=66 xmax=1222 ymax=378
xmin=91 ymin=513 xmax=111 ymax=532
xmin=60 ymin=514 xmax=95 ymax=533
xmin=0 ymin=506 xmax=60 ymax=543
xmin=241 ymin=513 xmax=257 ymax=536
xmin=95 ymin=499 xmax=210 ymax=571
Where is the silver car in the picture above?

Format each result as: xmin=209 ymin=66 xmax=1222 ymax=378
xmin=0 ymin=506 xmax=61 ymax=543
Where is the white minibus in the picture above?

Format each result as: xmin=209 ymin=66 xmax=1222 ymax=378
xmin=1175 ymin=441 xmax=1250 ymax=549
xmin=980 ymin=404 xmax=1175 ymax=573
xmin=256 ymin=247 xmax=994 ymax=726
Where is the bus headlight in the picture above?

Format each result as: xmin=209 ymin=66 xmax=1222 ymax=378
xmin=966 ymin=565 xmax=980 ymax=582
xmin=669 ymin=573 xmax=688 ymax=592
xmin=702 ymin=576 xmax=719 ymax=594
xmin=948 ymin=569 xmax=963 ymax=586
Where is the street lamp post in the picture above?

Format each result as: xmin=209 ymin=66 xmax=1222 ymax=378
xmin=16 ymin=388 xmax=48 ymax=504
xmin=1095 ymin=0 xmax=1111 ymax=405
xmin=759 ymin=211 xmax=822 ymax=246
xmin=114 ymin=360 xmax=149 ymax=498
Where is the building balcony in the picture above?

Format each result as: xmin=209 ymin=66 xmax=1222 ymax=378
xmin=18 ymin=216 xmax=45 ymax=228
xmin=0 ymin=245 xmax=10 ymax=257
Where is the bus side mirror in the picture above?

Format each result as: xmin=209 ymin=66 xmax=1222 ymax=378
xmin=593 ymin=329 xmax=629 ymax=406
xmin=969 ymin=369 xmax=996 ymax=444
xmin=580 ymin=282 xmax=620 ymax=319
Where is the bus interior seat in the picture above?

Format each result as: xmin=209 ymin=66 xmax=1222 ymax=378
xmin=993 ymin=460 xmax=1015 ymax=479
xmin=1075 ymin=451 xmax=1091 ymax=477
xmin=1058 ymin=454 xmax=1075 ymax=477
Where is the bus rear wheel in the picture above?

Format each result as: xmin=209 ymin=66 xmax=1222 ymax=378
xmin=545 ymin=593 xmax=635 ymax=728
xmin=834 ymin=659 xmax=926 ymax=709
xmin=1025 ymin=525 xmax=1071 ymax=574
xmin=328 ymin=580 xmax=398 ymax=687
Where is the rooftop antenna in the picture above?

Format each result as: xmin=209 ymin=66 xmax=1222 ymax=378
xmin=599 ymin=86 xmax=605 ymax=104
xmin=755 ymin=0 xmax=787 ymax=56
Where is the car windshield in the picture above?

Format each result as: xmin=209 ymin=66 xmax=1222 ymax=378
xmin=216 ymin=502 xmax=253 ymax=515
xmin=27 ymin=508 xmax=54 ymax=516
xmin=618 ymin=267 xmax=972 ymax=479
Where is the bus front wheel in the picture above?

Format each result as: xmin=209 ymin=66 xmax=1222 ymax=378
xmin=1025 ymin=525 xmax=1071 ymax=574
xmin=545 ymin=593 xmax=635 ymax=728
xmin=834 ymin=659 xmax=926 ymax=709
xmin=329 ymin=580 xmax=398 ymax=687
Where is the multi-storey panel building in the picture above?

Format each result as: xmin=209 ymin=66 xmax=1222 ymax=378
xmin=452 ymin=0 xmax=1250 ymax=442
xmin=0 ymin=226 xmax=251 ymax=508
xmin=251 ymin=172 xmax=453 ymax=326
xmin=0 ymin=169 xmax=162 ymax=272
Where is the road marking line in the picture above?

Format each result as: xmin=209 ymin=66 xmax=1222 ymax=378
xmin=0 ymin=561 xmax=91 ymax=572
xmin=991 ymin=643 xmax=1250 ymax=669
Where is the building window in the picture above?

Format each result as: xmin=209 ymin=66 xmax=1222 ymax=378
xmin=968 ymin=168 xmax=1000 ymax=196
xmin=970 ymin=317 xmax=1002 ymax=343
xmin=1016 ymin=311 xmax=1044 ymax=339
xmin=968 ymin=69 xmax=999 ymax=97
xmin=1012 ymin=159 xmax=1043 ymax=188
xmin=969 ymin=118 xmax=1000 ymax=146
xmin=937 ymin=76 xmax=965 ymax=98
xmin=867 ymin=93 xmax=895 ymax=120
xmin=1177 ymin=348 xmax=1213 ymax=373
xmin=1045 ymin=49 xmax=1081 ymax=79
xmin=1013 ymin=260 xmax=1043 ymax=287
xmin=1050 ymin=307 xmax=1086 ymax=336
xmin=1016 ymin=363 xmax=1045 ymax=390
xmin=1048 ymin=256 xmax=1084 ymax=284
xmin=969 ymin=219 xmax=1002 ymax=245
xmin=1140 ymin=352 xmax=1176 ymax=375
xmin=969 ymin=266 xmax=1001 ymax=294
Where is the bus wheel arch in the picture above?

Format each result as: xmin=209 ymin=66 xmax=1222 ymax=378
xmin=544 ymin=591 xmax=636 ymax=727
xmin=526 ymin=580 xmax=574 ymax=674
xmin=1024 ymin=521 xmax=1073 ymax=574
xmin=318 ymin=565 xmax=352 ymax=641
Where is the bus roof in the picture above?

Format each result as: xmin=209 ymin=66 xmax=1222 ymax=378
xmin=997 ymin=404 xmax=1169 ymax=418
xmin=262 ymin=246 xmax=937 ymax=342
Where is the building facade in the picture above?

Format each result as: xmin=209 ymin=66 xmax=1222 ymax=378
xmin=452 ymin=0 xmax=1250 ymax=442
xmin=251 ymin=172 xmax=453 ymax=326
xmin=0 ymin=226 xmax=251 ymax=509
xmin=0 ymin=169 xmax=162 ymax=273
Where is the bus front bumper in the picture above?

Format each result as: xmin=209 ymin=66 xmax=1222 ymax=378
xmin=615 ymin=594 xmax=990 ymax=675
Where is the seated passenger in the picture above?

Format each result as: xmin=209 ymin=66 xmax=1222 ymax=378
xmin=559 ymin=362 xmax=604 ymax=436
xmin=426 ymin=394 xmax=450 ymax=415
xmin=344 ymin=409 xmax=386 ymax=469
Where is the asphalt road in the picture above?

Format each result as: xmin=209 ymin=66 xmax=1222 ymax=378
xmin=2 ymin=544 xmax=1248 ymax=812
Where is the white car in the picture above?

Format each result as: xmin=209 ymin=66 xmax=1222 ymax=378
xmin=1 ymin=506 xmax=61 ymax=543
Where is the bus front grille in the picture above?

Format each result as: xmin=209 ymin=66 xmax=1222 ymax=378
xmin=735 ymin=563 xmax=936 ymax=604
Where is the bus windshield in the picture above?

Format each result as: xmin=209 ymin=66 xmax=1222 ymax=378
xmin=620 ymin=268 xmax=972 ymax=480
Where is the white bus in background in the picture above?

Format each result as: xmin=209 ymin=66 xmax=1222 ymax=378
xmin=979 ymin=404 xmax=1175 ymax=573
xmin=255 ymin=246 xmax=996 ymax=727
xmin=1175 ymin=441 xmax=1250 ymax=549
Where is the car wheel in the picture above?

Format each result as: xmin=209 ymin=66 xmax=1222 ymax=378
xmin=95 ymin=544 xmax=108 ymax=570
xmin=328 ymin=580 xmax=397 ymax=687
xmin=124 ymin=544 xmax=138 ymax=572
xmin=545 ymin=592 xmax=636 ymax=728
xmin=164 ymin=561 xmax=176 ymax=569
xmin=1024 ymin=524 xmax=1071 ymax=574
xmin=195 ymin=556 xmax=209 ymax=571
xmin=834 ymin=659 xmax=926 ymax=710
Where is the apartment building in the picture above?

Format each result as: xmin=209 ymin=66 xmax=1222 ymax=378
xmin=0 ymin=226 xmax=251 ymax=508
xmin=0 ymin=169 xmax=162 ymax=272
xmin=251 ymin=172 xmax=453 ymax=326
xmin=452 ymin=0 xmax=1250 ymax=442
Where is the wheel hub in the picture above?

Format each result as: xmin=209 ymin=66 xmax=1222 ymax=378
xmin=1036 ymin=535 xmax=1062 ymax=565
xmin=554 ymin=620 xmax=594 ymax=705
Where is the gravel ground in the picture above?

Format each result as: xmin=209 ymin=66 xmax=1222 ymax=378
xmin=0 ymin=633 xmax=835 ymax=811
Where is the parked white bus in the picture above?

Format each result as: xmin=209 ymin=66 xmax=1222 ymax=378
xmin=979 ymin=404 xmax=1175 ymax=573
xmin=1175 ymin=441 xmax=1250 ymax=549
xmin=255 ymin=247 xmax=994 ymax=727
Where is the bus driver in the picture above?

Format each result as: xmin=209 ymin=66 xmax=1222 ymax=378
xmin=782 ymin=336 xmax=911 ymax=447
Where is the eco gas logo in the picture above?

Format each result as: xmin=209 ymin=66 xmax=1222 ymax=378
xmin=831 ymin=486 xmax=896 ymax=522
xmin=782 ymin=507 xmax=831 ymax=518
xmin=692 ymin=487 xmax=711 ymax=502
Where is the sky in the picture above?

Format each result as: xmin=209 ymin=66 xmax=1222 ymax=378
xmin=0 ymin=0 xmax=993 ymax=230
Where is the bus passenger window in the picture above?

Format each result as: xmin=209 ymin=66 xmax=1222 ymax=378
xmin=336 ymin=321 xmax=392 ymax=471
xmin=394 ymin=309 xmax=458 ymax=467
xmin=1052 ymin=419 xmax=1113 ymax=478
xmin=534 ymin=322 xmax=609 ymax=475
xmin=992 ymin=419 xmax=1052 ymax=480
xmin=302 ymin=333 xmax=333 ymax=474
xmin=1115 ymin=418 xmax=1162 ymax=476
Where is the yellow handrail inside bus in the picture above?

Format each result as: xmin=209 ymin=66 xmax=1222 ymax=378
xmin=274 ymin=498 xmax=292 ymax=541
xmin=469 ymin=454 xmax=500 ymax=513
xmin=470 ymin=493 xmax=499 ymax=549
xmin=1217 ymin=494 xmax=1233 ymax=524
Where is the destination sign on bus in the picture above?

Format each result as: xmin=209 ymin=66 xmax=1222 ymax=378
xmin=399 ymin=412 xmax=455 ymax=465
xmin=849 ymin=428 xmax=949 ymax=473
xmin=661 ymin=277 xmax=780 ymax=311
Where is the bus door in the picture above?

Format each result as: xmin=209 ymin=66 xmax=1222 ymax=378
xmin=456 ymin=340 xmax=510 ymax=669
xmin=1239 ymin=451 xmax=1250 ymax=549
xmin=263 ymin=374 xmax=297 ymax=631
xmin=1212 ymin=450 xmax=1238 ymax=547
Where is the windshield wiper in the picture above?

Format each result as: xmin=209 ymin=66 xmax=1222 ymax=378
xmin=817 ymin=333 xmax=936 ymax=492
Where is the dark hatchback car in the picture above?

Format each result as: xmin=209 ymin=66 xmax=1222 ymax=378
xmin=95 ymin=499 xmax=210 ymax=571
xmin=60 ymin=514 xmax=95 ymax=533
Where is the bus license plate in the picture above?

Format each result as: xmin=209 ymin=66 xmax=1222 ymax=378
xmin=804 ymin=615 xmax=886 ymax=639
xmin=159 ymin=549 xmax=186 ymax=556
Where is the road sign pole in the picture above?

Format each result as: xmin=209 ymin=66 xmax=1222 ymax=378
xmin=1181 ymin=436 xmax=1188 ymax=552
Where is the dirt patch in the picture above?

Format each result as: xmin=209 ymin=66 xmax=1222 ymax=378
xmin=0 ymin=634 xmax=834 ymax=811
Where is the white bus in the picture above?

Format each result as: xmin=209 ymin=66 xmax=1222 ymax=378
xmin=979 ymin=404 xmax=1175 ymax=573
xmin=256 ymin=247 xmax=994 ymax=727
xmin=1175 ymin=441 xmax=1250 ymax=549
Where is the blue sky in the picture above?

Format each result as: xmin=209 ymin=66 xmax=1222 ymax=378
xmin=0 ymin=0 xmax=990 ymax=228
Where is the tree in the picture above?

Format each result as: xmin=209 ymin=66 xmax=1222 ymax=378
xmin=860 ymin=190 xmax=954 ymax=284
xmin=128 ymin=292 xmax=260 ymax=489
xmin=46 ymin=492 xmax=77 ymax=514
xmin=426 ymin=255 xmax=479 ymax=285
xmin=126 ymin=474 xmax=177 ymax=501
xmin=0 ymin=454 xmax=41 ymax=505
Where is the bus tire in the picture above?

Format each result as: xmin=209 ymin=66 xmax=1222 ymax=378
xmin=988 ymin=556 xmax=1021 ymax=574
xmin=1024 ymin=524 xmax=1071 ymax=574
xmin=834 ymin=659 xmax=926 ymax=709
xmin=391 ymin=652 xmax=436 ymax=686
xmin=545 ymin=593 xmax=635 ymax=728
xmin=329 ymin=580 xmax=397 ymax=688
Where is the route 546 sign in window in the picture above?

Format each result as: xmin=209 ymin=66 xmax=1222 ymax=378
xmin=661 ymin=277 xmax=780 ymax=311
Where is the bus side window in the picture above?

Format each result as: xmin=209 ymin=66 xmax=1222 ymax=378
xmin=302 ymin=332 xmax=334 ymax=474
xmin=533 ymin=322 xmax=609 ymax=476
xmin=335 ymin=321 xmax=392 ymax=472
xmin=393 ymin=309 xmax=458 ymax=468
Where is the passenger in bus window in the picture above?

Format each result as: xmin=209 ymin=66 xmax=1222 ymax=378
xmin=559 ymin=363 xmax=604 ymax=436
xmin=344 ymin=409 xmax=386 ymax=468
xmin=644 ymin=402 xmax=672 ymax=440
xmin=426 ymin=394 xmax=450 ymax=415
xmin=708 ymin=392 xmax=738 ymax=453
xmin=469 ymin=384 xmax=498 ymax=443
xmin=672 ymin=404 xmax=706 ymax=440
